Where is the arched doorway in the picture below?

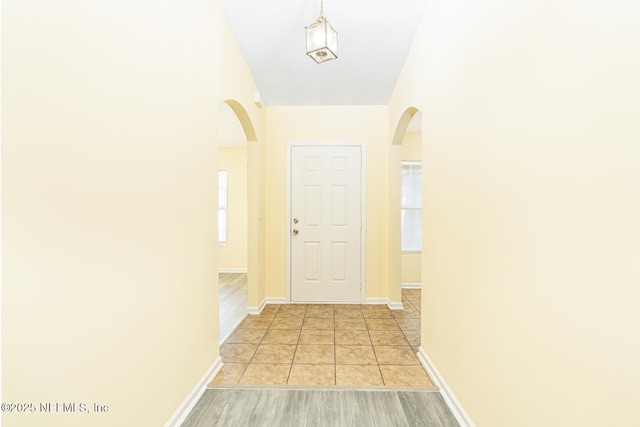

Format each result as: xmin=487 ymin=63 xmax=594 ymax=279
xmin=218 ymin=100 xmax=258 ymax=342
xmin=390 ymin=107 xmax=422 ymax=307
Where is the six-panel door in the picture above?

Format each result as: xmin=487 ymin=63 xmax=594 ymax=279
xmin=290 ymin=145 xmax=362 ymax=302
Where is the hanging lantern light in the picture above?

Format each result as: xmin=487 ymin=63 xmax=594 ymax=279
xmin=305 ymin=0 xmax=338 ymax=64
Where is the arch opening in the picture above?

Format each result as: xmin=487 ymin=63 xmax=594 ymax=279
xmin=224 ymin=99 xmax=257 ymax=142
xmin=218 ymin=99 xmax=259 ymax=343
xmin=391 ymin=106 xmax=419 ymax=147
xmin=389 ymin=107 xmax=422 ymax=309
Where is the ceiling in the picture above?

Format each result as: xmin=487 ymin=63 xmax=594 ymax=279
xmin=220 ymin=0 xmax=427 ymax=106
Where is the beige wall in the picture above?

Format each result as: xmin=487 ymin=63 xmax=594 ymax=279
xmin=401 ymin=132 xmax=422 ymax=161
xmin=389 ymin=0 xmax=640 ymax=426
xmin=401 ymin=132 xmax=422 ymax=285
xmin=219 ymin=148 xmax=248 ymax=270
xmin=2 ymin=1 xmax=264 ymax=425
xmin=401 ymin=253 xmax=422 ymax=285
xmin=264 ymin=106 xmax=390 ymax=300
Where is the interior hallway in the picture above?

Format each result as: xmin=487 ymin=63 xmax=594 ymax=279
xmin=211 ymin=289 xmax=428 ymax=387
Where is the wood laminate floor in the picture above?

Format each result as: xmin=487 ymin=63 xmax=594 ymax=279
xmin=219 ymin=273 xmax=248 ymax=343
xmin=211 ymin=289 xmax=427 ymax=387
xmin=182 ymin=388 xmax=458 ymax=427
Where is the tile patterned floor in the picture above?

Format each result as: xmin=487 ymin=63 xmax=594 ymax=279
xmin=210 ymin=289 xmax=432 ymax=387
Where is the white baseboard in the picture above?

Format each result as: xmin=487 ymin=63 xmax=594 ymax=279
xmin=387 ymin=300 xmax=404 ymax=310
xmin=402 ymin=282 xmax=422 ymax=289
xmin=247 ymin=299 xmax=267 ymax=315
xmin=365 ymin=298 xmax=403 ymax=310
xmin=219 ymin=268 xmax=248 ymax=274
xmin=164 ymin=356 xmax=223 ymax=427
xmin=417 ymin=347 xmax=475 ymax=427
xmin=287 ymin=300 xmax=360 ymax=304
xmin=265 ymin=297 xmax=287 ymax=304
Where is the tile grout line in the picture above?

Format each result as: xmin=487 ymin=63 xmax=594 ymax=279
xmin=333 ymin=311 xmax=337 ymax=385
xmin=401 ymin=290 xmax=424 ymax=366
xmin=284 ymin=327 xmax=301 ymax=385
xmin=237 ymin=304 xmax=279 ymax=384
xmin=286 ymin=305 xmax=306 ymax=385
xmin=392 ymin=308 xmax=413 ymax=351
xmin=366 ymin=319 xmax=387 ymax=386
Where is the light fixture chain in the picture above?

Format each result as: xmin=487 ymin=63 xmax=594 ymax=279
xmin=320 ymin=0 xmax=324 ymax=17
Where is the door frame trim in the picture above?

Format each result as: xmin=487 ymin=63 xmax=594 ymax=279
xmin=285 ymin=142 xmax=367 ymax=303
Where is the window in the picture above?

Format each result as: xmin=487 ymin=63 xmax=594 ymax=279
xmin=218 ymin=170 xmax=227 ymax=244
xmin=401 ymin=162 xmax=422 ymax=252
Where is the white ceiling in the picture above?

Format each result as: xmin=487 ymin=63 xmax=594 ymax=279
xmin=220 ymin=0 xmax=427 ymax=106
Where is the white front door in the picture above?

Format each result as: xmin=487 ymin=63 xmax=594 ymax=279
xmin=290 ymin=145 xmax=362 ymax=302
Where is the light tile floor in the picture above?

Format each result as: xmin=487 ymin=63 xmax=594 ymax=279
xmin=210 ymin=289 xmax=433 ymax=387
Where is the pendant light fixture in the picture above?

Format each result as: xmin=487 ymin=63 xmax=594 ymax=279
xmin=305 ymin=0 xmax=338 ymax=63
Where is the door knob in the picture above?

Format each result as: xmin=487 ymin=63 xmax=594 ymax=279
xmin=292 ymin=229 xmax=299 ymax=236
xmin=293 ymin=218 xmax=299 ymax=224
